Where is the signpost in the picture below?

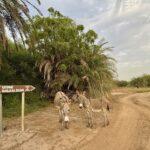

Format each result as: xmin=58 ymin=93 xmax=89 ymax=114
xmin=0 ymin=85 xmax=35 ymax=137
xmin=0 ymin=93 xmax=2 ymax=137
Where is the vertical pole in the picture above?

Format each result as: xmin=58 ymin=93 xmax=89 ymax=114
xmin=21 ymin=92 xmax=25 ymax=131
xmin=0 ymin=93 xmax=2 ymax=137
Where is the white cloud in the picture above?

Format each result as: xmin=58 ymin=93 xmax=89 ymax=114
xmin=29 ymin=0 xmax=150 ymax=80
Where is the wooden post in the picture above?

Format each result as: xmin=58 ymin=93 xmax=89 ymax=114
xmin=0 ymin=93 xmax=2 ymax=137
xmin=21 ymin=92 xmax=25 ymax=131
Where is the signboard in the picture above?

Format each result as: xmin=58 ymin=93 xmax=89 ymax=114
xmin=0 ymin=85 xmax=35 ymax=93
xmin=0 ymin=85 xmax=35 ymax=137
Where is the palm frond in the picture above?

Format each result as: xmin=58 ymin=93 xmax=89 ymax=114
xmin=0 ymin=0 xmax=41 ymax=66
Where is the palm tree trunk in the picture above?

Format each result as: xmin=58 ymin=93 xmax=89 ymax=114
xmin=0 ymin=16 xmax=7 ymax=69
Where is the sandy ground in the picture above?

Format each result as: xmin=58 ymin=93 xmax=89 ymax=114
xmin=0 ymin=103 xmax=105 ymax=150
xmin=80 ymin=93 xmax=150 ymax=150
xmin=0 ymin=92 xmax=150 ymax=150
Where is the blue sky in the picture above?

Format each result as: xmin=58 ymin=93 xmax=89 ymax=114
xmin=30 ymin=0 xmax=150 ymax=80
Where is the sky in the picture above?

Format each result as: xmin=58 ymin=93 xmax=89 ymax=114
xmin=30 ymin=0 xmax=150 ymax=80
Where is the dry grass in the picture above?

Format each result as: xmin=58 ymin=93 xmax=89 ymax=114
xmin=113 ymin=87 xmax=150 ymax=94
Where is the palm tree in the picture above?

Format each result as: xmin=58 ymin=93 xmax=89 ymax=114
xmin=27 ymin=8 xmax=116 ymax=98
xmin=0 ymin=0 xmax=41 ymax=68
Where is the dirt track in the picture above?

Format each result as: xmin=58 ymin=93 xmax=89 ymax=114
xmin=81 ymin=93 xmax=150 ymax=150
xmin=1 ymin=92 xmax=150 ymax=150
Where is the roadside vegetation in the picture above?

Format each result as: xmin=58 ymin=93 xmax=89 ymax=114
xmin=115 ymin=75 xmax=150 ymax=94
xmin=27 ymin=8 xmax=115 ymax=98
xmin=116 ymin=74 xmax=150 ymax=88
xmin=0 ymin=0 xmax=41 ymax=67
xmin=0 ymin=3 xmax=115 ymax=117
xmin=113 ymin=87 xmax=150 ymax=94
xmin=0 ymin=47 xmax=49 ymax=117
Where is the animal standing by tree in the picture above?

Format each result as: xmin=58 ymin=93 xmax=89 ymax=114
xmin=75 ymin=91 xmax=110 ymax=128
xmin=54 ymin=91 xmax=71 ymax=130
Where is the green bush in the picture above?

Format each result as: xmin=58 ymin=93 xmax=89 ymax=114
xmin=115 ymin=80 xmax=128 ymax=87
xmin=0 ymin=49 xmax=49 ymax=118
xmin=3 ymin=91 xmax=49 ymax=118
xmin=130 ymin=74 xmax=150 ymax=88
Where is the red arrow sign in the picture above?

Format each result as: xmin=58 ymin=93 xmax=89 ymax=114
xmin=0 ymin=85 xmax=35 ymax=93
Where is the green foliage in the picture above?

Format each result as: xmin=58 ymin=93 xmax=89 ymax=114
xmin=0 ymin=0 xmax=41 ymax=67
xmin=3 ymin=90 xmax=49 ymax=118
xmin=0 ymin=49 xmax=41 ymax=85
xmin=130 ymin=74 xmax=150 ymax=88
xmin=0 ymin=7 xmax=116 ymax=118
xmin=27 ymin=8 xmax=115 ymax=97
xmin=118 ymin=74 xmax=150 ymax=88
xmin=0 ymin=48 xmax=48 ymax=118
xmin=115 ymin=80 xmax=129 ymax=87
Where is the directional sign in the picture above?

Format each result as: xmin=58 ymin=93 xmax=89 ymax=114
xmin=0 ymin=85 xmax=35 ymax=93
xmin=0 ymin=85 xmax=35 ymax=136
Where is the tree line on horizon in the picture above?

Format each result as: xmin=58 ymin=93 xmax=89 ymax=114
xmin=116 ymin=74 xmax=150 ymax=88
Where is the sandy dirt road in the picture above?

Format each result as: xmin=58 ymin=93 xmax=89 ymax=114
xmin=0 ymin=92 xmax=150 ymax=150
xmin=80 ymin=93 xmax=150 ymax=150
